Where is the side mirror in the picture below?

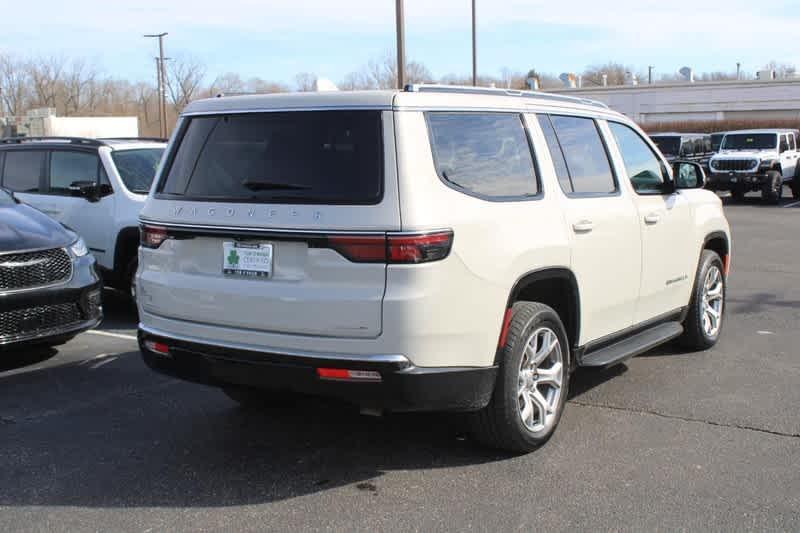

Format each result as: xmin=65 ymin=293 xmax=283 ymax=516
xmin=69 ymin=180 xmax=100 ymax=202
xmin=672 ymin=161 xmax=706 ymax=190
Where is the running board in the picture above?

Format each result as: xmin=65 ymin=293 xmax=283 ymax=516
xmin=579 ymin=322 xmax=684 ymax=368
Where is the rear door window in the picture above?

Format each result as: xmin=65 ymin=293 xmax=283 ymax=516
xmin=426 ymin=112 xmax=539 ymax=199
xmin=542 ymin=115 xmax=617 ymax=195
xmin=2 ymin=151 xmax=45 ymax=192
xmin=159 ymin=111 xmax=383 ymax=205
xmin=49 ymin=151 xmax=99 ymax=194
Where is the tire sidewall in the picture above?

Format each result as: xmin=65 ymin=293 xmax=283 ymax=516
xmin=500 ymin=305 xmax=571 ymax=446
xmin=690 ymin=251 xmax=726 ymax=346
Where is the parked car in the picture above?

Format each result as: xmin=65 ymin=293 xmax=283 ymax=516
xmin=707 ymin=129 xmax=800 ymax=203
xmin=137 ymin=86 xmax=731 ymax=452
xmin=0 ymin=137 xmax=166 ymax=299
xmin=650 ymin=132 xmax=715 ymax=174
xmin=710 ymin=132 xmax=728 ymax=153
xmin=0 ymin=187 xmax=102 ymax=349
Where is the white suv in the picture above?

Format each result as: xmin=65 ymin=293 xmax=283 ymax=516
xmin=136 ymin=86 xmax=731 ymax=452
xmin=708 ymin=129 xmax=800 ymax=203
xmin=0 ymin=137 xmax=166 ymax=298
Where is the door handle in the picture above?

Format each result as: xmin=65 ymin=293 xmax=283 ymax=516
xmin=644 ymin=213 xmax=661 ymax=225
xmin=572 ymin=220 xmax=594 ymax=233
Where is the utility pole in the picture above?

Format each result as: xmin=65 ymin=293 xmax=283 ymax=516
xmin=395 ymin=0 xmax=406 ymax=90
xmin=648 ymin=65 xmax=654 ymax=85
xmin=144 ymin=32 xmax=168 ymax=138
xmin=736 ymin=62 xmax=741 ymax=80
xmin=472 ymin=0 xmax=477 ymax=86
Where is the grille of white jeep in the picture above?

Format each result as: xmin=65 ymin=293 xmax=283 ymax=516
xmin=712 ymin=159 xmax=758 ymax=172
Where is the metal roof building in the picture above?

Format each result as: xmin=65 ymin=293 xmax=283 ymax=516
xmin=548 ymin=78 xmax=800 ymax=124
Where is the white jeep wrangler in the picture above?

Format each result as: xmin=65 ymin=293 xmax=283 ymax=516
xmin=708 ymin=129 xmax=800 ymax=203
xmin=136 ymin=86 xmax=731 ymax=452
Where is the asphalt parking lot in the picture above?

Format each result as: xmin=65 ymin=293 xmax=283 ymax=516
xmin=1 ymin=193 xmax=799 ymax=532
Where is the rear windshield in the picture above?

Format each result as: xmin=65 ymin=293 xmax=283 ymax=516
xmin=651 ymin=136 xmax=681 ymax=156
xmin=111 ymin=148 xmax=164 ymax=194
xmin=721 ymin=133 xmax=777 ymax=150
xmin=158 ymin=111 xmax=383 ymax=204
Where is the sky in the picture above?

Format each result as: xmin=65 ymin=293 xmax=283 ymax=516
xmin=2 ymin=0 xmax=799 ymax=87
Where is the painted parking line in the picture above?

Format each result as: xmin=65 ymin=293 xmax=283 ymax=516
xmin=783 ymin=200 xmax=800 ymax=208
xmin=86 ymin=330 xmax=137 ymax=341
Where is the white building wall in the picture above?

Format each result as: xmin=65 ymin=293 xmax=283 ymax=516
xmin=549 ymin=79 xmax=800 ymax=124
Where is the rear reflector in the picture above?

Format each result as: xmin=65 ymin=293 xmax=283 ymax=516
xmin=144 ymin=340 xmax=170 ymax=356
xmin=140 ymin=224 xmax=168 ymax=249
xmin=317 ymin=368 xmax=382 ymax=382
xmin=723 ymin=254 xmax=731 ymax=277
xmin=327 ymin=231 xmax=453 ymax=264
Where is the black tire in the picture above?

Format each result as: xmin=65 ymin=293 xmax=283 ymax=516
xmin=469 ymin=302 xmax=570 ymax=453
xmin=792 ymin=167 xmax=800 ymax=199
xmin=222 ymin=385 xmax=299 ymax=409
xmin=761 ymin=170 xmax=782 ymax=205
xmin=730 ymin=188 xmax=745 ymax=202
xmin=679 ymin=250 xmax=726 ymax=350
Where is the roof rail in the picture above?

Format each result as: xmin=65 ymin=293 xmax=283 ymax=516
xmin=404 ymin=84 xmax=610 ymax=110
xmin=0 ymin=136 xmax=106 ymax=146
xmin=98 ymin=137 xmax=168 ymax=143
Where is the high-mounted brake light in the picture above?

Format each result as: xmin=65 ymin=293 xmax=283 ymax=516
xmin=326 ymin=231 xmax=453 ymax=264
xmin=140 ymin=224 xmax=168 ymax=249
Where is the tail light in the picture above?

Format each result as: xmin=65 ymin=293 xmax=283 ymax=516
xmin=317 ymin=367 xmax=382 ymax=382
xmin=140 ymin=224 xmax=168 ymax=249
xmin=327 ymin=231 xmax=453 ymax=264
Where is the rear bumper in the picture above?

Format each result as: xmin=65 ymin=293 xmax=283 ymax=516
xmin=138 ymin=326 xmax=497 ymax=412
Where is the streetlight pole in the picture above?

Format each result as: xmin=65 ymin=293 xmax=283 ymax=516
xmin=472 ymin=0 xmax=477 ymax=86
xmin=395 ymin=0 xmax=406 ymax=89
xmin=144 ymin=32 xmax=168 ymax=138
xmin=648 ymin=65 xmax=654 ymax=85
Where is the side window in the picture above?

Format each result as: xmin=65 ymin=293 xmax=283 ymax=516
xmin=546 ymin=115 xmax=617 ymax=195
xmin=2 ymin=151 xmax=45 ymax=192
xmin=537 ymin=115 xmax=573 ymax=193
xmin=49 ymin=151 xmax=99 ymax=195
xmin=426 ymin=112 xmax=539 ymax=199
xmin=779 ymin=135 xmax=789 ymax=153
xmin=608 ymin=122 xmax=668 ymax=194
xmin=789 ymin=134 xmax=796 ymax=152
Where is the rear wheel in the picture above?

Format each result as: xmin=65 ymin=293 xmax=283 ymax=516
xmin=469 ymin=302 xmax=570 ymax=453
xmin=679 ymin=250 xmax=725 ymax=350
xmin=792 ymin=167 xmax=800 ymax=199
xmin=761 ymin=170 xmax=782 ymax=205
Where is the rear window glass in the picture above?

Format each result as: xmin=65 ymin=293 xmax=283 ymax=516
xmin=159 ymin=111 xmax=383 ymax=204
xmin=426 ymin=112 xmax=539 ymax=199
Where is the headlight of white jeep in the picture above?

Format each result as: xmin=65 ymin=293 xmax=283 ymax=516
xmin=69 ymin=237 xmax=89 ymax=258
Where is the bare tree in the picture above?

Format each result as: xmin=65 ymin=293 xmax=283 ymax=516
xmin=0 ymin=53 xmax=29 ymax=116
xmin=246 ymin=77 xmax=289 ymax=94
xmin=294 ymin=72 xmax=317 ymax=92
xmin=340 ymin=52 xmax=433 ymax=90
xmin=762 ymin=61 xmax=796 ymax=78
xmin=27 ymin=55 xmax=67 ymax=110
xmin=62 ymin=59 xmax=100 ymax=115
xmin=583 ymin=62 xmax=632 ymax=86
xmin=208 ymin=72 xmax=246 ymax=96
xmin=165 ymin=56 xmax=206 ymax=113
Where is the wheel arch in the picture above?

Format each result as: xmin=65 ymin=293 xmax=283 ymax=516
xmin=501 ymin=268 xmax=581 ymax=357
xmin=113 ymin=226 xmax=140 ymax=280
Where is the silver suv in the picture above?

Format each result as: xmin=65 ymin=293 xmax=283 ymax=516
xmin=137 ymin=86 xmax=731 ymax=452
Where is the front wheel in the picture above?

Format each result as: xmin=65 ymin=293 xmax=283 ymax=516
xmin=469 ymin=302 xmax=570 ymax=453
xmin=679 ymin=250 xmax=726 ymax=350
xmin=761 ymin=170 xmax=782 ymax=205
xmin=792 ymin=168 xmax=800 ymax=199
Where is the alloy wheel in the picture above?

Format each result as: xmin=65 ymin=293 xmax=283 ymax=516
xmin=701 ymin=265 xmax=724 ymax=337
xmin=517 ymin=327 xmax=564 ymax=433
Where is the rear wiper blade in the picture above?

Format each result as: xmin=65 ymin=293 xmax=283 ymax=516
xmin=241 ymin=179 xmax=311 ymax=191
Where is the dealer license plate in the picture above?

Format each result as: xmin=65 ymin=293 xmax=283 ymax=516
xmin=222 ymin=241 xmax=273 ymax=278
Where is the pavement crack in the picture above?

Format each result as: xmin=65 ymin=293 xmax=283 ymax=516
xmin=568 ymin=399 xmax=800 ymax=439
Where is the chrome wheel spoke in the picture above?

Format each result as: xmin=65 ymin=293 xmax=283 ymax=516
xmin=517 ymin=325 xmax=564 ymax=433
xmin=700 ymin=265 xmax=724 ymax=337
xmin=536 ymin=362 xmax=563 ymax=387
